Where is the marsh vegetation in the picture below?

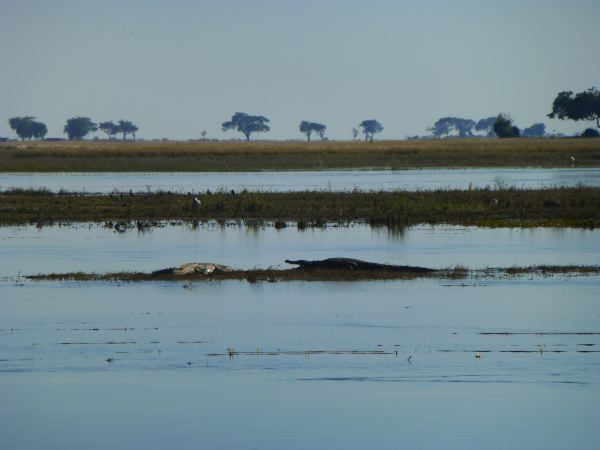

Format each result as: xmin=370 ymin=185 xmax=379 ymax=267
xmin=2 ymin=186 xmax=598 ymax=228
xmin=1 ymin=138 xmax=599 ymax=171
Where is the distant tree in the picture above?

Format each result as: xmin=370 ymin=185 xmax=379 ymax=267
xmin=117 ymin=120 xmax=138 ymax=141
xmin=98 ymin=121 xmax=119 ymax=140
xmin=429 ymin=117 xmax=475 ymax=138
xmin=475 ymin=117 xmax=497 ymax=137
xmin=581 ymin=128 xmax=599 ymax=138
xmin=299 ymin=121 xmax=326 ymax=141
xmin=428 ymin=119 xmax=451 ymax=138
xmin=493 ymin=114 xmax=520 ymax=138
xmin=201 ymin=130 xmax=207 ymax=141
xmin=316 ymin=124 xmax=326 ymax=140
xmin=548 ymin=88 xmax=600 ymax=129
xmin=521 ymin=123 xmax=546 ymax=138
xmin=30 ymin=121 xmax=48 ymax=140
xmin=359 ymin=119 xmax=383 ymax=142
xmin=64 ymin=117 xmax=97 ymax=140
xmin=352 ymin=127 xmax=359 ymax=141
xmin=8 ymin=116 xmax=47 ymax=140
xmin=222 ymin=112 xmax=270 ymax=141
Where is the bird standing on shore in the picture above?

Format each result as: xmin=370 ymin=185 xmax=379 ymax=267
xmin=192 ymin=197 xmax=201 ymax=208
xmin=570 ymin=156 xmax=575 ymax=167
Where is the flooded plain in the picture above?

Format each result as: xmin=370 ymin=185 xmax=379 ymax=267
xmin=1 ymin=220 xmax=600 ymax=449
xmin=2 ymin=167 xmax=600 ymax=193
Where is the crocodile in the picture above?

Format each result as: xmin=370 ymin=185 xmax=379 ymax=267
xmin=285 ymin=258 xmax=434 ymax=273
xmin=152 ymin=262 xmax=234 ymax=275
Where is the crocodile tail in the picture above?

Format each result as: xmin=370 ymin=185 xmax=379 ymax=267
xmin=151 ymin=267 xmax=176 ymax=275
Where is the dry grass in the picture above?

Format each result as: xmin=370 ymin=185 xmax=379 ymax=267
xmin=1 ymin=138 xmax=599 ymax=171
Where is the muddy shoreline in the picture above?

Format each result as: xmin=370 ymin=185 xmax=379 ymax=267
xmin=24 ymin=265 xmax=600 ymax=283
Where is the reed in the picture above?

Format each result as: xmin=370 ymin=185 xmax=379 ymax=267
xmin=1 ymin=187 xmax=598 ymax=227
xmin=1 ymin=138 xmax=599 ymax=171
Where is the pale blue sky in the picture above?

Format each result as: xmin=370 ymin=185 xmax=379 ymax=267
xmin=2 ymin=0 xmax=599 ymax=140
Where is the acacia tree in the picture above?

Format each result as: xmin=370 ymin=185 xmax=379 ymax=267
xmin=64 ymin=117 xmax=97 ymax=140
xmin=31 ymin=121 xmax=48 ymax=140
xmin=521 ymin=123 xmax=546 ymax=138
xmin=548 ymin=88 xmax=600 ymax=129
xmin=493 ymin=114 xmax=520 ymax=138
xmin=359 ymin=119 xmax=383 ymax=141
xmin=222 ymin=112 xmax=270 ymax=140
xmin=98 ymin=121 xmax=119 ymax=140
xmin=429 ymin=117 xmax=475 ymax=138
xmin=299 ymin=121 xmax=326 ymax=141
xmin=475 ymin=117 xmax=497 ymax=137
xmin=8 ymin=116 xmax=47 ymax=140
xmin=117 ymin=120 xmax=138 ymax=141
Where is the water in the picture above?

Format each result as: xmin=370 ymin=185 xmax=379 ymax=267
xmin=1 ymin=277 xmax=599 ymax=449
xmin=1 ymin=223 xmax=599 ymax=275
xmin=1 ymin=167 xmax=599 ymax=193
xmin=1 ymin=222 xmax=599 ymax=449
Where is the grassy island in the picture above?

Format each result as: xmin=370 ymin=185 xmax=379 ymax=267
xmin=1 ymin=187 xmax=599 ymax=228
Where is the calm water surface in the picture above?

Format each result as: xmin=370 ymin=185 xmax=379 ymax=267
xmin=1 ymin=277 xmax=599 ymax=450
xmin=2 ymin=168 xmax=599 ymax=193
xmin=1 ymin=222 xmax=599 ymax=449
xmin=1 ymin=223 xmax=599 ymax=275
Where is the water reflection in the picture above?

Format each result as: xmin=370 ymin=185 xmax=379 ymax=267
xmin=2 ymin=168 xmax=599 ymax=193
xmin=1 ymin=222 xmax=598 ymax=276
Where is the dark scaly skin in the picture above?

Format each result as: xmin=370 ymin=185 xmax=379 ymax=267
xmin=285 ymin=258 xmax=434 ymax=273
xmin=152 ymin=267 xmax=178 ymax=275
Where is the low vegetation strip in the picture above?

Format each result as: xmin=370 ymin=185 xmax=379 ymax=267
xmin=1 ymin=138 xmax=599 ymax=171
xmin=1 ymin=187 xmax=599 ymax=227
xmin=24 ymin=265 xmax=600 ymax=283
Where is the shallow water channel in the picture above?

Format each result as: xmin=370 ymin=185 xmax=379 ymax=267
xmin=2 ymin=222 xmax=599 ymax=274
xmin=1 ymin=222 xmax=600 ymax=449
xmin=2 ymin=167 xmax=599 ymax=193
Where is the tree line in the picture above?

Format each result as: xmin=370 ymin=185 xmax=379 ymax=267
xmin=7 ymin=116 xmax=139 ymax=141
xmin=221 ymin=112 xmax=384 ymax=142
xmin=428 ymin=115 xmax=546 ymax=139
xmin=6 ymin=87 xmax=599 ymax=141
xmin=427 ymin=87 xmax=599 ymax=139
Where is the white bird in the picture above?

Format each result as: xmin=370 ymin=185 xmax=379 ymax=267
xmin=570 ymin=156 xmax=575 ymax=167
xmin=192 ymin=197 xmax=201 ymax=208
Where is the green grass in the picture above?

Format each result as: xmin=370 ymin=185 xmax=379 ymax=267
xmin=1 ymin=138 xmax=599 ymax=171
xmin=1 ymin=187 xmax=599 ymax=227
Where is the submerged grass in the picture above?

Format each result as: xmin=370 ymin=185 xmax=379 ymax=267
xmin=25 ymin=265 xmax=600 ymax=283
xmin=1 ymin=187 xmax=599 ymax=227
xmin=1 ymin=138 xmax=600 ymax=171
